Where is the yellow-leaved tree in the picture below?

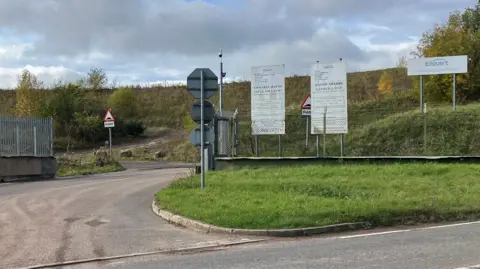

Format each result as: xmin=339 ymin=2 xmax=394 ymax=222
xmin=377 ymin=71 xmax=393 ymax=96
xmin=15 ymin=69 xmax=42 ymax=117
xmin=413 ymin=3 xmax=480 ymax=103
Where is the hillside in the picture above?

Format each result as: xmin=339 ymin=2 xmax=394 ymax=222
xmin=0 ymin=67 xmax=415 ymax=160
xmin=0 ymin=67 xmax=411 ymax=124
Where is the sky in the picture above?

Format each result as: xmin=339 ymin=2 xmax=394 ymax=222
xmin=0 ymin=0 xmax=476 ymax=89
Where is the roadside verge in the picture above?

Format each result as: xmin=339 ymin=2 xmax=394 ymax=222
xmin=152 ymin=200 xmax=371 ymax=237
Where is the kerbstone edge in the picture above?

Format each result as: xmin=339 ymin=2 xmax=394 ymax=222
xmin=152 ymin=199 xmax=372 ymax=237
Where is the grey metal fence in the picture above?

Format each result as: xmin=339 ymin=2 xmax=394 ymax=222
xmin=232 ymin=104 xmax=480 ymax=157
xmin=0 ymin=116 xmax=54 ymax=157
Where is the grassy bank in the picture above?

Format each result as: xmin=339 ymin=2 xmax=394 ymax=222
xmin=236 ymin=101 xmax=480 ymax=157
xmin=157 ymin=164 xmax=480 ymax=229
xmin=56 ymin=157 xmax=125 ymax=177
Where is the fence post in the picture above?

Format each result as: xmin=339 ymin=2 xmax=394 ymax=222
xmin=16 ymin=125 xmax=20 ymax=156
xmin=33 ymin=125 xmax=37 ymax=156
xmin=49 ymin=118 xmax=54 ymax=156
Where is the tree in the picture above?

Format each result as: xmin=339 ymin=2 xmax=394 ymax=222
xmin=377 ymin=71 xmax=393 ymax=96
xmin=15 ymin=69 xmax=43 ymax=116
xmin=79 ymin=68 xmax=108 ymax=90
xmin=106 ymin=87 xmax=137 ymax=118
xmin=413 ymin=3 xmax=480 ymax=103
xmin=396 ymin=56 xmax=408 ymax=68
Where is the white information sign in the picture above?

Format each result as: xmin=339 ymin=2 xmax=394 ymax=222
xmin=407 ymin=55 xmax=468 ymax=76
xmin=250 ymin=64 xmax=285 ymax=135
xmin=310 ymin=61 xmax=348 ymax=134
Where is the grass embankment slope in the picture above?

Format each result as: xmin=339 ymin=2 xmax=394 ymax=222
xmin=239 ymin=100 xmax=480 ymax=157
xmin=157 ymin=164 xmax=480 ymax=229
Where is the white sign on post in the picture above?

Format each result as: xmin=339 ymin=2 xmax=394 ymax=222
xmin=104 ymin=109 xmax=115 ymax=128
xmin=250 ymin=64 xmax=285 ymax=135
xmin=310 ymin=61 xmax=348 ymax=134
xmin=301 ymin=94 xmax=311 ymax=116
xmin=407 ymin=55 xmax=468 ymax=76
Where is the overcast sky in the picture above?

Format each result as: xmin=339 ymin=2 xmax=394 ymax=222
xmin=0 ymin=0 xmax=475 ymax=88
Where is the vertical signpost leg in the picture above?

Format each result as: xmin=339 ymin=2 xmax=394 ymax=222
xmin=254 ymin=135 xmax=259 ymax=156
xmin=305 ymin=116 xmax=309 ymax=147
xmin=316 ymin=135 xmax=319 ymax=157
xmin=279 ymin=135 xmax=283 ymax=157
xmin=453 ymin=73 xmax=456 ymax=111
xmin=323 ymin=107 xmax=327 ymax=156
xmin=420 ymin=75 xmax=424 ymax=112
xmin=200 ymin=71 xmax=205 ymax=189
xmin=108 ymin=127 xmax=112 ymax=157
xmin=219 ymin=50 xmax=223 ymax=116
xmin=340 ymin=134 xmax=344 ymax=157
xmin=423 ymin=103 xmax=427 ymax=155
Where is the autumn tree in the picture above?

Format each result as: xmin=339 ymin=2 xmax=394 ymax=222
xmin=15 ymin=69 xmax=43 ymax=116
xmin=377 ymin=71 xmax=393 ymax=96
xmin=413 ymin=2 xmax=480 ymax=103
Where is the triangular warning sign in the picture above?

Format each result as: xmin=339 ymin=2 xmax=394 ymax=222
xmin=301 ymin=94 xmax=311 ymax=109
xmin=104 ymin=109 xmax=115 ymax=121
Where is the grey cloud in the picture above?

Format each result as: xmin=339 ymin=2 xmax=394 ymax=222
xmin=0 ymin=0 xmax=316 ymax=56
xmin=1 ymin=0 xmax=473 ymax=87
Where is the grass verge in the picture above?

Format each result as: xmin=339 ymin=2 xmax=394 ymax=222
xmin=56 ymin=158 xmax=125 ymax=177
xmin=156 ymin=164 xmax=480 ymax=229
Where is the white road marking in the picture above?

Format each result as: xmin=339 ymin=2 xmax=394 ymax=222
xmin=337 ymin=220 xmax=480 ymax=239
xmin=453 ymin=265 xmax=480 ymax=269
xmin=338 ymin=229 xmax=408 ymax=239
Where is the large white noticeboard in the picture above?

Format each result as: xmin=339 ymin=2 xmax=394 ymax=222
xmin=250 ymin=64 xmax=285 ymax=135
xmin=310 ymin=61 xmax=348 ymax=134
xmin=407 ymin=55 xmax=468 ymax=76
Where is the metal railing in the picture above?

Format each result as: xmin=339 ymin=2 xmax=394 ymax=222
xmin=0 ymin=116 xmax=54 ymax=157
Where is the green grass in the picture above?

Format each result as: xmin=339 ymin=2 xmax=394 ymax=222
xmin=56 ymin=160 xmax=125 ymax=177
xmin=157 ymin=164 xmax=480 ymax=229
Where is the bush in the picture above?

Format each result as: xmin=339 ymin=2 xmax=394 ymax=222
xmin=122 ymin=119 xmax=146 ymax=137
xmin=106 ymin=87 xmax=137 ymax=118
xmin=73 ymin=112 xmax=105 ymax=143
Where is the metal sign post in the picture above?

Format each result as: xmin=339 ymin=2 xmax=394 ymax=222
xmin=186 ymin=68 xmax=219 ymax=189
xmin=103 ymin=109 xmax=115 ymax=157
xmin=200 ymin=71 xmax=205 ymax=189
xmin=407 ymin=55 xmax=468 ymax=112
xmin=300 ymin=93 xmax=311 ymax=148
xmin=453 ymin=74 xmax=457 ymax=111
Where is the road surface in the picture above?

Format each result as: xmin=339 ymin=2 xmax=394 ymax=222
xmin=2 ymin=163 xmax=480 ymax=269
xmin=64 ymin=222 xmax=480 ymax=269
xmin=0 ymin=168 xmax=255 ymax=269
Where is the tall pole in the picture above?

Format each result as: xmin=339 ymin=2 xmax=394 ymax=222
xmin=453 ymin=73 xmax=456 ymax=111
xmin=200 ymin=70 xmax=205 ymax=189
xmin=420 ymin=75 xmax=424 ymax=112
xmin=108 ymin=128 xmax=112 ymax=157
xmin=219 ymin=49 xmax=224 ymax=116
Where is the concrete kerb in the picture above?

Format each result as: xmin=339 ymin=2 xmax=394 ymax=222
xmin=152 ymin=199 xmax=372 ymax=237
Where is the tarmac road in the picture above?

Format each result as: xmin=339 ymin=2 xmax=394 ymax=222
xmin=0 ymin=168 xmax=255 ymax=269
xmin=64 ymin=221 xmax=480 ymax=269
